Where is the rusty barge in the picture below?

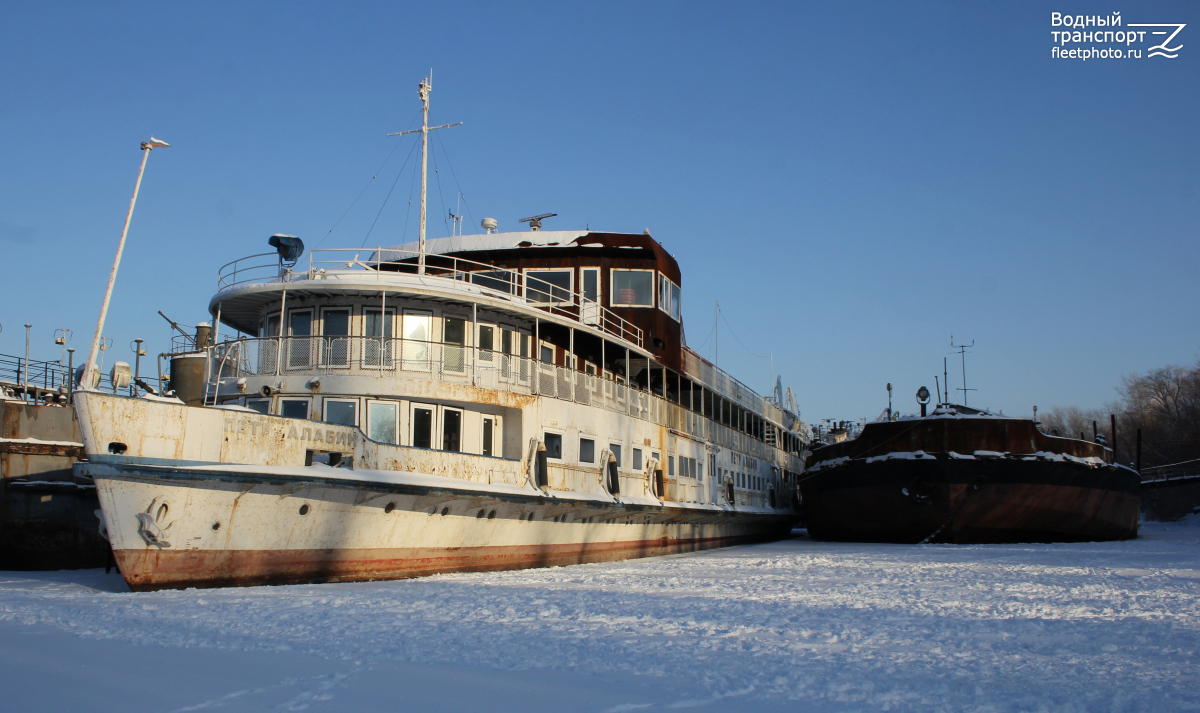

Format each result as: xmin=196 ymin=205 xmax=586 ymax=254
xmin=800 ymin=403 xmax=1140 ymax=544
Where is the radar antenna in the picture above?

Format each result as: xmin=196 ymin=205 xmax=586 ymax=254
xmin=519 ymin=213 xmax=557 ymax=231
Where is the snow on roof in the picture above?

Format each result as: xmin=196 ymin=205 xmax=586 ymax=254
xmin=374 ymin=230 xmax=590 ymax=260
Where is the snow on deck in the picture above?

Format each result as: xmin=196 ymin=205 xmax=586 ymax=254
xmin=1 ymin=518 xmax=1198 ymax=711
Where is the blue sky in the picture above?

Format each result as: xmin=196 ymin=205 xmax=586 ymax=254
xmin=1 ymin=1 xmax=1196 ymax=423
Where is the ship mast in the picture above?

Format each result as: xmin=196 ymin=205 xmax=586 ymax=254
xmin=387 ymin=71 xmax=461 ymax=275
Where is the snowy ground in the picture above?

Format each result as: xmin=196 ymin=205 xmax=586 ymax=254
xmin=2 ymin=520 xmax=1198 ymax=713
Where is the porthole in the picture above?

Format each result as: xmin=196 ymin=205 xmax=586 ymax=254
xmin=299 ymin=504 xmax=310 ymax=516
xmin=156 ymin=503 xmax=169 ymax=521
xmin=441 ymin=507 xmax=449 ymax=516
xmin=384 ymin=502 xmax=396 ymax=514
xmin=211 ymin=522 xmax=221 ymax=531
xmin=476 ymin=509 xmax=485 ymax=518
xmin=487 ymin=510 xmax=496 ymax=519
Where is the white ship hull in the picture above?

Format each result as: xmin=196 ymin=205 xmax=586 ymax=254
xmin=75 ymin=393 xmax=793 ymax=591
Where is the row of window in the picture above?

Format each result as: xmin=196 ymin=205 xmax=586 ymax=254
xmin=541 ymin=431 xmax=709 ymax=482
xmin=248 ymin=397 xmax=503 ymax=457
xmin=475 ymin=266 xmax=681 ymax=322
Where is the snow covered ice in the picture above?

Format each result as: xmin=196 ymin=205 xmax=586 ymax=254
xmin=1 ymin=519 xmax=1198 ymax=712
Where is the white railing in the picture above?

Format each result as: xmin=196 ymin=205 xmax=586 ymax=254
xmin=209 ymin=336 xmax=658 ymax=423
xmin=215 ymin=248 xmax=643 ymax=348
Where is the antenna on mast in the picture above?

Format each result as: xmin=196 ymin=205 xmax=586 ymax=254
xmin=387 ymin=71 xmax=462 ymax=275
xmin=950 ymin=335 xmax=977 ymax=407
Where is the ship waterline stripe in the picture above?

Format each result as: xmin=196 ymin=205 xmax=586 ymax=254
xmin=113 ymin=533 xmax=785 ymax=591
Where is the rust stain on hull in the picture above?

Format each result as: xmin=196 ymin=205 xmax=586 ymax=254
xmin=115 ymin=532 xmax=787 ymax=591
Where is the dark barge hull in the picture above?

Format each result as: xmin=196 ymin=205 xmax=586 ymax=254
xmin=2 ymin=400 xmax=110 ymax=569
xmin=800 ymin=413 xmax=1140 ymax=544
xmin=802 ymin=457 xmax=1139 ymax=544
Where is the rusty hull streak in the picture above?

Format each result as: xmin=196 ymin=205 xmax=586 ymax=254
xmin=115 ymin=532 xmax=781 ymax=591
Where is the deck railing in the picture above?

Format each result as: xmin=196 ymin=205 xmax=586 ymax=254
xmin=215 ymin=248 xmax=643 ymax=348
xmin=208 ymin=336 xmax=660 ymax=424
xmin=0 ymin=352 xmax=113 ymax=396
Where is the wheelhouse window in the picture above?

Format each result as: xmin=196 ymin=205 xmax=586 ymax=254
xmin=611 ymin=269 xmax=653 ymax=307
xmin=444 ymin=316 xmax=466 ymax=373
xmin=402 ymin=310 xmax=432 ymax=370
xmin=364 ymin=308 xmax=395 ymax=368
xmin=478 ymin=324 xmax=495 ymax=362
xmin=471 ymin=269 xmax=517 ymax=294
xmin=525 ymin=269 xmax=572 ymax=304
xmin=287 ymin=310 xmax=314 ymax=369
xmin=658 ymin=275 xmax=681 ymax=321
xmin=322 ymin=309 xmax=350 ymax=368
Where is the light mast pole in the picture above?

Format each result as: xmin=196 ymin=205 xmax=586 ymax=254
xmin=387 ymin=72 xmax=462 ymax=277
xmin=418 ymin=76 xmax=430 ymax=275
xmin=82 ymin=138 xmax=169 ymax=391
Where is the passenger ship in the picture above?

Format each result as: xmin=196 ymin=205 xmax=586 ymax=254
xmin=74 ymin=78 xmax=807 ymax=590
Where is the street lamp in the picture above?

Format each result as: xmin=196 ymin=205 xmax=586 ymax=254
xmin=81 ymin=137 xmax=170 ymax=392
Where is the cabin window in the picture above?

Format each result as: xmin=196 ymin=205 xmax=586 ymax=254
xmin=581 ymin=268 xmax=599 ymax=302
xmin=279 ymin=398 xmax=309 ymax=420
xmin=411 ymin=404 xmax=434 ymax=449
xmin=287 ymin=310 xmax=314 ymax=369
xmin=610 ymin=269 xmax=653 ymax=307
xmin=323 ymin=399 xmax=357 ymax=427
xmin=262 ymin=314 xmax=280 ymax=338
xmin=442 ymin=408 xmax=462 ymax=452
xmin=363 ymin=308 xmax=395 ymax=367
xmin=579 ymin=438 xmax=595 ymax=464
xmin=668 ymin=455 xmax=675 ymax=476
xmin=525 ymin=269 xmax=572 ymax=303
xmin=540 ymin=344 xmax=554 ymax=364
xmin=543 ymin=432 xmax=563 ymax=459
xmin=658 ymin=275 xmax=681 ymax=321
xmin=368 ymin=401 xmax=399 ymax=445
xmin=444 ymin=317 xmax=466 ymax=372
xmin=246 ymin=398 xmax=269 ymax=415
xmin=609 ymin=443 xmax=622 ymax=468
xmin=482 ymin=416 xmax=496 ymax=456
xmin=471 ymin=269 xmax=517 ymax=294
xmin=633 ymin=448 xmax=643 ymax=471
xmin=478 ymin=324 xmax=495 ymax=363
xmin=402 ymin=311 xmax=432 ymax=370
xmin=697 ymin=461 xmax=704 ymax=482
xmin=322 ymin=309 xmax=351 ymax=368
